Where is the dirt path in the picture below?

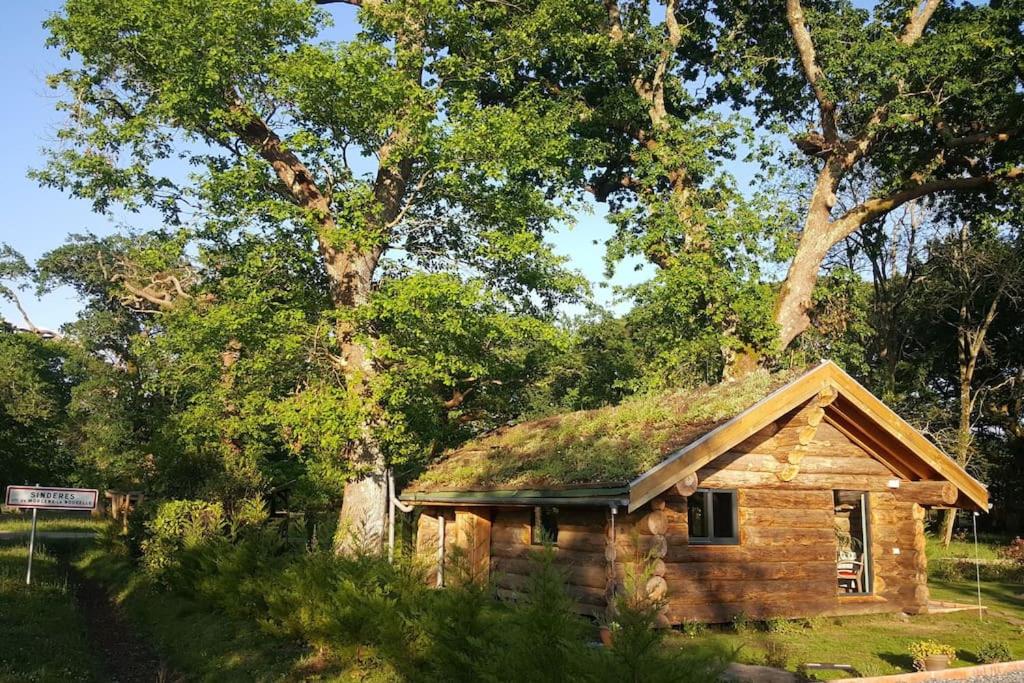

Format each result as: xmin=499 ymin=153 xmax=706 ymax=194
xmin=55 ymin=549 xmax=178 ymax=683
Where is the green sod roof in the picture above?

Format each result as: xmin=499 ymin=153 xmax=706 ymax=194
xmin=406 ymin=367 xmax=807 ymax=493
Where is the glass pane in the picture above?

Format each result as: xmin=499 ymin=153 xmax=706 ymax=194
xmin=688 ymin=493 xmax=708 ymax=538
xmin=712 ymin=492 xmax=735 ymax=539
xmin=533 ymin=506 xmax=559 ymax=544
xmin=835 ymin=490 xmax=870 ymax=594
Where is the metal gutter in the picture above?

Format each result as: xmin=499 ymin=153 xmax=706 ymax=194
xmin=399 ymin=486 xmax=629 ymax=507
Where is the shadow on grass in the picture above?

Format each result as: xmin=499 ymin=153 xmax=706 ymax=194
xmin=878 ymin=652 xmax=914 ymax=671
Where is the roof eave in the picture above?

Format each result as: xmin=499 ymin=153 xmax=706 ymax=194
xmin=399 ymin=486 xmax=630 ymax=507
xmin=625 ymin=360 xmax=990 ymax=513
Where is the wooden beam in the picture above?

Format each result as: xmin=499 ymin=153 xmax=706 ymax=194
xmin=673 ymin=473 xmax=699 ymax=497
xmin=892 ymin=481 xmax=958 ymax=506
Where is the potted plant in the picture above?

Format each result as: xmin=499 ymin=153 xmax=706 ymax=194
xmin=597 ymin=621 xmax=618 ymax=647
xmin=909 ymin=640 xmax=957 ymax=671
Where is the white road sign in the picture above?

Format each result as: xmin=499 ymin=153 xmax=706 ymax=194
xmin=5 ymin=485 xmax=99 ymax=511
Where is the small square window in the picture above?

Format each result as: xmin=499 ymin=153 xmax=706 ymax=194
xmin=688 ymin=489 xmax=737 ymax=544
xmin=531 ymin=506 xmax=559 ymax=545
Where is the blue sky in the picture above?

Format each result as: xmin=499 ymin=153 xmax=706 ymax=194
xmin=0 ymin=3 xmax=654 ymax=331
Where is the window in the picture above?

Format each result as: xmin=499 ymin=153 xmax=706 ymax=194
xmin=687 ymin=489 xmax=738 ymax=544
xmin=531 ymin=506 xmax=559 ymax=545
xmin=834 ymin=490 xmax=872 ymax=594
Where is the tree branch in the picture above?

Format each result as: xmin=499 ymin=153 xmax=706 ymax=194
xmin=899 ymin=0 xmax=942 ymax=45
xmin=831 ymin=167 xmax=1024 ymax=240
xmin=785 ymin=0 xmax=839 ymax=143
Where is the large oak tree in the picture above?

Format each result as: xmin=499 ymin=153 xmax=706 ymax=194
xmin=37 ymin=0 xmax=581 ymax=549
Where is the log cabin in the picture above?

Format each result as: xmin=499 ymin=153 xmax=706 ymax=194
xmin=399 ymin=361 xmax=988 ymax=624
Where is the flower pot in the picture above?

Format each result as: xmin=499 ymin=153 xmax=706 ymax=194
xmin=599 ymin=627 xmax=614 ymax=648
xmin=924 ymin=654 xmax=950 ymax=671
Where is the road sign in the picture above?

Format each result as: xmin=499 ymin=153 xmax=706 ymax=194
xmin=4 ymin=485 xmax=99 ymax=586
xmin=5 ymin=485 xmax=99 ymax=511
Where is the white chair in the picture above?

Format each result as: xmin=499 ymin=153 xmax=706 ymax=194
xmin=837 ymin=560 xmax=864 ymax=593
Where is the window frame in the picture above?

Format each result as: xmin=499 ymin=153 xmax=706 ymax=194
xmin=835 ymin=490 xmax=873 ymax=596
xmin=687 ymin=488 xmax=739 ymax=545
xmin=530 ymin=505 xmax=559 ymax=546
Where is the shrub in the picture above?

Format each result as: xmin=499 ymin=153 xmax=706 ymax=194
xmin=977 ymin=641 xmax=1012 ymax=664
xmin=998 ymin=537 xmax=1024 ymax=564
xmin=140 ymin=499 xmax=225 ymax=580
xmin=763 ymin=617 xmax=799 ymax=634
xmin=732 ymin=611 xmax=750 ymax=633
xmin=680 ymin=619 xmax=708 ymax=638
xmin=931 ymin=557 xmax=1024 ymax=584
xmin=763 ymin=638 xmax=790 ymax=669
xmin=908 ymin=640 xmax=956 ymax=671
xmin=930 ymin=559 xmax=968 ymax=582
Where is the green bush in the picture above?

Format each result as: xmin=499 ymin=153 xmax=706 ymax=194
xmin=931 ymin=558 xmax=1024 ymax=584
xmin=763 ymin=638 xmax=790 ymax=669
xmin=732 ymin=611 xmax=750 ymax=633
xmin=140 ymin=499 xmax=225 ymax=579
xmin=763 ymin=617 xmax=801 ymax=634
xmin=104 ymin=507 xmax=732 ymax=683
xmin=908 ymin=640 xmax=956 ymax=671
xmin=680 ymin=619 xmax=708 ymax=638
xmin=977 ymin=640 xmax=1012 ymax=664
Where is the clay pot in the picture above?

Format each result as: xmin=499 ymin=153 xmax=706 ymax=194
xmin=599 ymin=627 xmax=614 ymax=648
xmin=924 ymin=654 xmax=950 ymax=671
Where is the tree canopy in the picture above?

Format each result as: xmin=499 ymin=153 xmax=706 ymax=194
xmin=3 ymin=0 xmax=1021 ymax=545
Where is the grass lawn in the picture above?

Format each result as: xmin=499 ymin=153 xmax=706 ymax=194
xmin=0 ymin=541 xmax=103 ymax=682
xmin=0 ymin=510 xmax=108 ymax=535
xmin=925 ymin=532 xmax=1010 ymax=563
xmin=665 ymin=578 xmax=1024 ymax=679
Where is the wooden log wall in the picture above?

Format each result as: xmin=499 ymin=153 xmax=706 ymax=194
xmin=415 ymin=508 xmax=457 ymax=586
xmin=412 ymin=393 xmax=935 ymax=623
xmin=489 ymin=507 xmax=609 ymax=617
xmin=611 ymin=396 xmax=931 ymax=624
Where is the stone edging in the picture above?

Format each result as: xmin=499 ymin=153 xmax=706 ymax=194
xmin=833 ymin=659 xmax=1024 ymax=682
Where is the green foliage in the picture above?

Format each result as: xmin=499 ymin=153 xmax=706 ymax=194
xmin=0 ymin=331 xmax=74 ymax=485
xmin=680 ymin=619 xmax=708 ymax=638
xmin=908 ymin=639 xmax=956 ymax=671
xmin=141 ymin=499 xmax=226 ymax=579
xmin=977 ymin=640 xmax=1012 ymax=664
xmin=100 ymin=512 xmax=728 ymax=683
xmin=763 ymin=617 xmax=801 ymax=635
xmin=762 ymin=638 xmax=790 ymax=669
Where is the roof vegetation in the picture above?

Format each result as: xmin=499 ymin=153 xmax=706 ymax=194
xmin=406 ymin=367 xmax=808 ymax=492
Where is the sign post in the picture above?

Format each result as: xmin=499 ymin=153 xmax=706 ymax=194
xmin=4 ymin=485 xmax=99 ymax=586
xmin=25 ymin=505 xmax=37 ymax=585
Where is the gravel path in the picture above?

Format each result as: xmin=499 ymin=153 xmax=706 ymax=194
xmin=925 ymin=674 xmax=1024 ymax=683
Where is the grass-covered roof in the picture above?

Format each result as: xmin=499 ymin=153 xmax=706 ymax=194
xmin=406 ymin=367 xmax=807 ymax=493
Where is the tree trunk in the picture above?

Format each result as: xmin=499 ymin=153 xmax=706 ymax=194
xmin=941 ymin=347 xmax=976 ymax=547
xmin=336 ymin=453 xmax=389 ymax=553
xmin=939 ymin=507 xmax=957 ymax=547
xmin=331 ymin=248 xmax=391 ymax=554
xmin=774 ymin=184 xmax=837 ymax=352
